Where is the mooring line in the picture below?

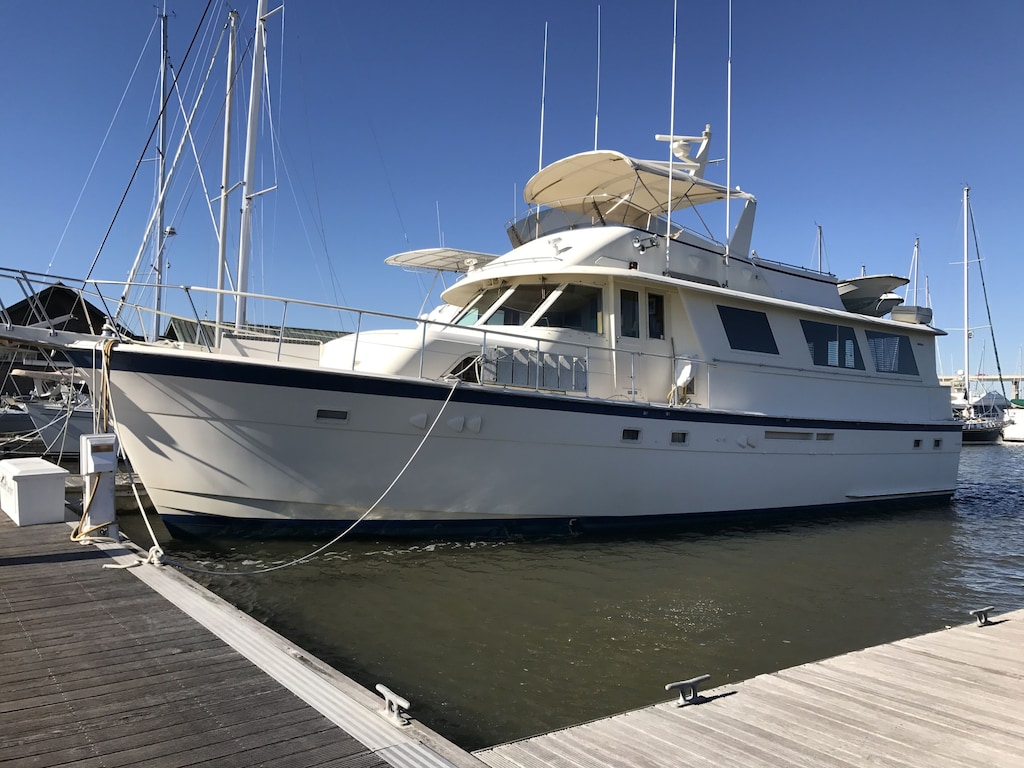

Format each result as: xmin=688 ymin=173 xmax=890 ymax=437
xmin=99 ymin=340 xmax=461 ymax=576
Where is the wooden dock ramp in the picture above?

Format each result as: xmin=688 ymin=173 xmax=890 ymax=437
xmin=476 ymin=607 xmax=1024 ymax=767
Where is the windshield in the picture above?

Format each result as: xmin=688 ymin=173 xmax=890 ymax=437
xmin=454 ymin=287 xmax=505 ymax=326
xmin=483 ymin=284 xmax=551 ymax=326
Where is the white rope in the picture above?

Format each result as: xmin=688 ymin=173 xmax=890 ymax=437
xmin=98 ymin=341 xmax=461 ymax=576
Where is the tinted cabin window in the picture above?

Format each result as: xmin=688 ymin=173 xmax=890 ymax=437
xmin=456 ymin=287 xmax=504 ymax=326
xmin=800 ymin=320 xmax=865 ymax=370
xmin=537 ymin=285 xmax=603 ymax=333
xmin=648 ymin=294 xmax=665 ymax=339
xmin=717 ymin=305 xmax=779 ymax=354
xmin=865 ymin=330 xmax=919 ymax=375
xmin=620 ymin=290 xmax=640 ymax=338
xmin=484 ymin=284 xmax=549 ymax=326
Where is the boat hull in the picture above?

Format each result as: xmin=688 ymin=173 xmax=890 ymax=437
xmin=86 ymin=345 xmax=962 ymax=538
xmin=23 ymin=401 xmax=96 ymax=456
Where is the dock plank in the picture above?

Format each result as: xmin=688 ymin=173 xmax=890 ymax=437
xmin=1 ymin=516 xmax=480 ymax=768
xmin=476 ymin=609 xmax=1024 ymax=768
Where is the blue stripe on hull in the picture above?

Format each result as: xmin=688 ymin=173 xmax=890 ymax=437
xmin=160 ymin=492 xmax=955 ymax=540
xmin=73 ymin=346 xmax=963 ymax=435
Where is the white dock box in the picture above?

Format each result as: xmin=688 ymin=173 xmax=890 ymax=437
xmin=0 ymin=457 xmax=69 ymax=526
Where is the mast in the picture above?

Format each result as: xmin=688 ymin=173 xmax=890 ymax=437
xmin=215 ymin=10 xmax=239 ymax=345
xmin=725 ymin=0 xmax=733 ymax=266
xmin=963 ymin=185 xmax=970 ymax=400
xmin=538 ymin=21 xmax=548 ymax=173
xmin=152 ymin=5 xmax=170 ymax=341
xmin=235 ymin=0 xmax=269 ymax=330
xmin=664 ymin=0 xmax=678 ymax=274
xmin=593 ymin=6 xmax=600 ymax=151
xmin=816 ymin=225 xmax=823 ymax=273
xmin=909 ymin=236 xmax=920 ymax=304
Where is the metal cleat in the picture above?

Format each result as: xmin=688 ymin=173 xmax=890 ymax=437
xmin=375 ymin=683 xmax=411 ymax=726
xmin=969 ymin=606 xmax=995 ymax=626
xmin=665 ymin=674 xmax=711 ymax=706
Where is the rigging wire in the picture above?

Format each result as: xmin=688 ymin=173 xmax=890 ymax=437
xmin=46 ymin=18 xmax=159 ymax=276
xmin=968 ymin=199 xmax=1007 ymax=400
xmin=85 ymin=0 xmax=217 ymax=283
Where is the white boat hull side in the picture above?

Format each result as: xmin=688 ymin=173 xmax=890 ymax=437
xmin=94 ymin=346 xmax=961 ymax=537
xmin=1002 ymin=408 xmax=1024 ymax=442
xmin=23 ymin=401 xmax=97 ymax=456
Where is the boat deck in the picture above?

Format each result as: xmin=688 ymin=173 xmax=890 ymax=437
xmin=476 ymin=607 xmax=1024 ymax=767
xmin=0 ymin=514 xmax=480 ymax=768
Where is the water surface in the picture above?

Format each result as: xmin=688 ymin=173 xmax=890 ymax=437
xmin=118 ymin=444 xmax=1024 ymax=750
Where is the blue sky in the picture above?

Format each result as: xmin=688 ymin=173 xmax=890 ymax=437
xmin=2 ymin=1 xmax=1022 ymax=377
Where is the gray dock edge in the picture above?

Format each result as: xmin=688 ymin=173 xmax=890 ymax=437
xmin=89 ymin=532 xmax=487 ymax=768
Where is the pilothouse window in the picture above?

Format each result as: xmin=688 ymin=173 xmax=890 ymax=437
xmin=455 ymin=287 xmax=504 ymax=326
xmin=484 ymin=284 xmax=549 ymax=326
xmin=536 ymin=284 xmax=604 ymax=333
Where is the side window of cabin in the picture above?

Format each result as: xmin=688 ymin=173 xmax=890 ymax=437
xmin=717 ymin=305 xmax=779 ymax=354
xmin=648 ymin=294 xmax=665 ymax=339
xmin=536 ymin=285 xmax=604 ymax=334
xmin=620 ymin=290 xmax=640 ymax=338
xmin=800 ymin=320 xmax=865 ymax=370
xmin=865 ymin=331 xmax=919 ymax=375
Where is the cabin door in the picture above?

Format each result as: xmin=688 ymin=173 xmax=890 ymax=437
xmin=613 ymin=287 xmax=670 ymax=401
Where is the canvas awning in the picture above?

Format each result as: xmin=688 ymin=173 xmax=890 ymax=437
xmin=385 ymin=248 xmax=500 ymax=273
xmin=522 ymin=151 xmax=751 ymax=225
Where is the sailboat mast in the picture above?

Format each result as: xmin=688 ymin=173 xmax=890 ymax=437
xmin=236 ymin=0 xmax=269 ymax=330
xmin=152 ymin=5 xmax=170 ymax=341
xmin=216 ymin=10 xmax=239 ymax=345
xmin=963 ymin=185 xmax=970 ymax=398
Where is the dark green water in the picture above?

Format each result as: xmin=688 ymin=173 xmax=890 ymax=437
xmin=117 ymin=444 xmax=1024 ymax=751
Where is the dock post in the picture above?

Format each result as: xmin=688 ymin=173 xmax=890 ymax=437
xmin=80 ymin=434 xmax=118 ymax=540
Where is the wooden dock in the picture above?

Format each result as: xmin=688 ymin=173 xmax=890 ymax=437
xmin=476 ymin=607 xmax=1024 ymax=767
xmin=0 ymin=514 xmax=483 ymax=768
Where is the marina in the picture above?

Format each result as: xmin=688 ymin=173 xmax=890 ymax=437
xmin=2 ymin=2 xmax=1024 ymax=764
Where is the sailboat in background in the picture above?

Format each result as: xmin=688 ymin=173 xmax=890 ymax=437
xmin=953 ymin=186 xmax=1003 ymax=444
